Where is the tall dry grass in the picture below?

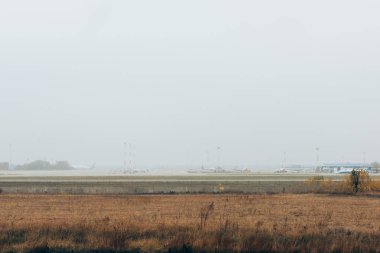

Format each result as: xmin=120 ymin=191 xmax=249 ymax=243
xmin=0 ymin=194 xmax=379 ymax=252
xmin=304 ymin=172 xmax=380 ymax=194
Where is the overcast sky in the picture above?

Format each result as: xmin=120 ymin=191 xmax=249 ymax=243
xmin=0 ymin=1 xmax=379 ymax=167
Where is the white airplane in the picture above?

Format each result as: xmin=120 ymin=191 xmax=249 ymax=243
xmin=187 ymin=167 xmax=216 ymax=173
xmin=275 ymin=168 xmax=301 ymax=173
xmin=231 ymin=167 xmax=251 ymax=173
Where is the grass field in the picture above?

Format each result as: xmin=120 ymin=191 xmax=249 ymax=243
xmin=0 ymin=194 xmax=379 ymax=252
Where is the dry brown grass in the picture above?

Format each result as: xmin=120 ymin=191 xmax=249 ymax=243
xmin=304 ymin=174 xmax=380 ymax=194
xmin=0 ymin=194 xmax=379 ymax=252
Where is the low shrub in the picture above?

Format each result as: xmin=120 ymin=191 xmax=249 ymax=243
xmin=348 ymin=169 xmax=371 ymax=192
xmin=305 ymin=170 xmax=374 ymax=194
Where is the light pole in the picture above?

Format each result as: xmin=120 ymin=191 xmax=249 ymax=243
xmin=129 ymin=143 xmax=133 ymax=174
xmin=315 ymin=147 xmax=320 ymax=173
xmin=123 ymin=142 xmax=127 ymax=172
xmin=217 ymin=146 xmax=221 ymax=170
xmin=9 ymin=144 xmax=12 ymax=170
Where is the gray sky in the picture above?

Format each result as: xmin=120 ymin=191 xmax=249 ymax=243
xmin=0 ymin=0 xmax=379 ymax=167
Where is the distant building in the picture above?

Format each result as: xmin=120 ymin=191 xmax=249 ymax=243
xmin=321 ymin=163 xmax=372 ymax=174
xmin=0 ymin=162 xmax=9 ymax=170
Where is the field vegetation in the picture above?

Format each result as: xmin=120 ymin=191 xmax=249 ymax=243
xmin=0 ymin=194 xmax=379 ymax=253
xmin=305 ymin=170 xmax=380 ymax=194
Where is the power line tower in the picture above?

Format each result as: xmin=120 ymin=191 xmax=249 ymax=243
xmin=123 ymin=142 xmax=127 ymax=173
xmin=217 ymin=146 xmax=221 ymax=171
xmin=129 ymin=143 xmax=133 ymax=174
xmin=123 ymin=142 xmax=134 ymax=174
xmin=315 ymin=147 xmax=320 ymax=173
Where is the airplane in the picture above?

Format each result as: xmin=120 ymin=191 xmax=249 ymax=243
xmin=187 ymin=166 xmax=251 ymax=174
xmin=124 ymin=169 xmax=149 ymax=174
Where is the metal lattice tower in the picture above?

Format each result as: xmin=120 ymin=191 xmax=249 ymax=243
xmin=129 ymin=143 xmax=133 ymax=174
xmin=123 ymin=142 xmax=127 ymax=172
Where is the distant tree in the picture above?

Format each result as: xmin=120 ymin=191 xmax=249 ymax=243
xmin=53 ymin=161 xmax=73 ymax=170
xmin=15 ymin=160 xmax=50 ymax=170
xmin=28 ymin=160 xmax=51 ymax=170
xmin=14 ymin=160 xmax=73 ymax=170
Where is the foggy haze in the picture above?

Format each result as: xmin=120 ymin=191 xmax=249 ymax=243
xmin=1 ymin=1 xmax=379 ymax=167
